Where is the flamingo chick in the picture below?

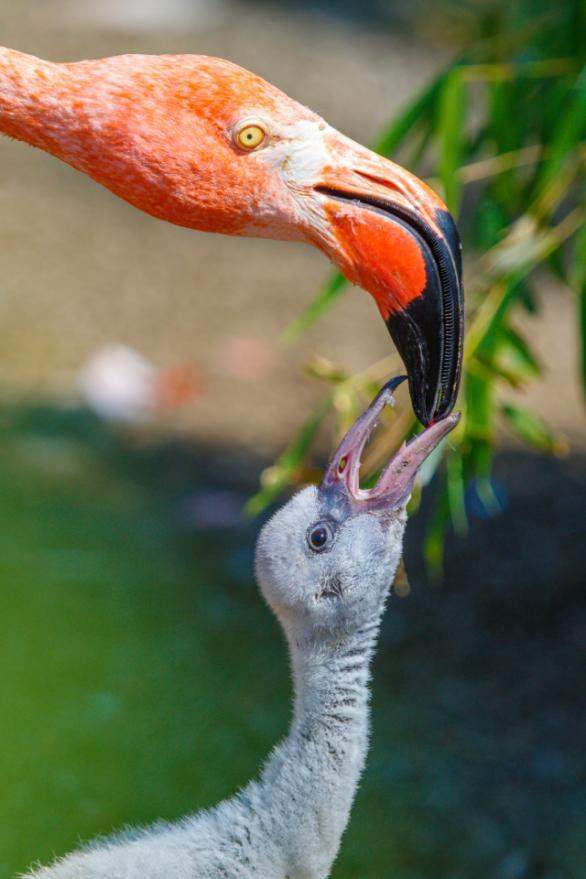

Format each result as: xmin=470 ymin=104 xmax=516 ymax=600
xmin=25 ymin=377 xmax=459 ymax=879
xmin=0 ymin=48 xmax=463 ymax=425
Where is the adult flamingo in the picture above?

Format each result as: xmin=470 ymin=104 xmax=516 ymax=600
xmin=0 ymin=48 xmax=463 ymax=424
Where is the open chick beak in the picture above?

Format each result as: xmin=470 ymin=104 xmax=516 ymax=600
xmin=318 ymin=376 xmax=460 ymax=518
xmin=314 ymin=135 xmax=464 ymax=426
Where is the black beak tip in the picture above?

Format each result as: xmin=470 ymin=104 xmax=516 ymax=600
xmin=386 ymin=208 xmax=463 ymax=426
xmin=386 ymin=298 xmax=455 ymax=427
xmin=386 ymin=305 xmax=462 ymax=427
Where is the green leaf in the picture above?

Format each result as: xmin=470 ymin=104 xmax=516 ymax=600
xmin=547 ymin=247 xmax=570 ymax=286
xmin=484 ymin=81 xmax=525 ymax=217
xmin=468 ymin=437 xmax=494 ymax=482
xmin=245 ymin=394 xmax=333 ymax=515
xmin=424 ymin=483 xmax=451 ymax=579
xmin=446 ymin=450 xmax=468 ymax=536
xmin=533 ymin=67 xmax=586 ymax=197
xmin=374 ymin=72 xmax=448 ymax=157
xmin=304 ymin=356 xmax=349 ymax=384
xmin=500 ymin=403 xmax=565 ymax=454
xmin=407 ymin=121 xmax=435 ymax=170
xmin=499 ymin=325 xmax=541 ymax=377
xmin=438 ymin=69 xmax=467 ymax=215
xmin=466 ymin=372 xmax=494 ymax=440
xmin=573 ymin=217 xmax=586 ymax=394
xmin=478 ymin=324 xmax=542 ymax=387
xmin=473 ymin=198 xmax=509 ymax=250
xmin=282 ymin=271 xmax=347 ymax=343
xmin=471 ymin=209 xmax=584 ymax=340
xmin=517 ymin=281 xmax=539 ymax=315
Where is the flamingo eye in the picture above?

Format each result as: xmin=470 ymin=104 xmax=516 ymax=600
xmin=235 ymin=122 xmax=267 ymax=151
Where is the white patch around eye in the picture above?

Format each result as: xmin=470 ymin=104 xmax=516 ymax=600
xmin=253 ymin=118 xmax=341 ymax=247
xmin=261 ymin=118 xmax=333 ymax=182
xmin=238 ymin=115 xmax=341 ymax=246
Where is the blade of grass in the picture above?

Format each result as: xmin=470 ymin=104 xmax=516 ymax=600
xmin=245 ymin=393 xmax=333 ymax=515
xmin=461 ymin=58 xmax=577 ymax=82
xmin=533 ymin=67 xmax=586 ymax=195
xmin=374 ymin=72 xmax=448 ymax=156
xmin=424 ymin=482 xmax=451 ymax=579
xmin=438 ymin=69 xmax=467 ymax=215
xmin=446 ymin=450 xmax=468 ymax=536
xmin=282 ymin=271 xmax=347 ymax=344
xmin=572 ymin=217 xmax=586 ymax=394
xmin=500 ymin=403 xmax=567 ymax=455
xmin=477 ymin=324 xmax=542 ymax=387
xmin=466 ymin=206 xmax=585 ymax=358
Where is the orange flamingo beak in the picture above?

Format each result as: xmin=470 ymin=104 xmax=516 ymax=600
xmin=312 ymin=134 xmax=464 ymax=426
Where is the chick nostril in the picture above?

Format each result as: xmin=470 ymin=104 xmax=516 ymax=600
xmin=320 ymin=575 xmax=343 ymax=599
xmin=338 ymin=456 xmax=348 ymax=475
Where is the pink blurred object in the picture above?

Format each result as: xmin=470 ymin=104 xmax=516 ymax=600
xmin=77 ymin=344 xmax=203 ymax=423
xmin=219 ymin=335 xmax=276 ymax=381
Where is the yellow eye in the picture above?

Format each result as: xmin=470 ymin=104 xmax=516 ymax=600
xmin=235 ymin=123 xmax=266 ymax=151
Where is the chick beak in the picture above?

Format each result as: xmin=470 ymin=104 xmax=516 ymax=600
xmin=313 ymin=134 xmax=464 ymax=426
xmin=319 ymin=376 xmax=460 ymax=518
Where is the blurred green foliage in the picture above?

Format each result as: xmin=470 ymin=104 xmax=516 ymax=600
xmin=249 ymin=0 xmax=585 ymax=572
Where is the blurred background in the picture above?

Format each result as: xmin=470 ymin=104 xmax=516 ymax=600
xmin=0 ymin=1 xmax=584 ymax=877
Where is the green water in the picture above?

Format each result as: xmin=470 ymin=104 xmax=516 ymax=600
xmin=1 ymin=407 xmax=584 ymax=878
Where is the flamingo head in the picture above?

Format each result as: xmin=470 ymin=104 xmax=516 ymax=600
xmin=0 ymin=50 xmax=463 ymax=424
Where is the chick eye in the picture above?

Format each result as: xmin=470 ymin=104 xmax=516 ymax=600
xmin=235 ymin=123 xmax=267 ymax=151
xmin=307 ymin=520 xmax=335 ymax=553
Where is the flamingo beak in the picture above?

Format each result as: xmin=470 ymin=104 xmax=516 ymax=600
xmin=318 ymin=376 xmax=460 ymax=519
xmin=314 ymin=135 xmax=464 ymax=426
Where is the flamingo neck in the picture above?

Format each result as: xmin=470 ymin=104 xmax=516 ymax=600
xmin=248 ymin=619 xmax=381 ymax=878
xmin=0 ymin=48 xmax=69 ymax=152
